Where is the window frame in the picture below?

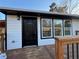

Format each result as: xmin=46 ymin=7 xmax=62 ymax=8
xmin=40 ymin=18 xmax=72 ymax=39
xmin=53 ymin=19 xmax=63 ymax=37
xmin=53 ymin=19 xmax=72 ymax=37
xmin=41 ymin=18 xmax=53 ymax=39
xmin=76 ymin=31 xmax=79 ymax=35
xmin=63 ymin=19 xmax=72 ymax=36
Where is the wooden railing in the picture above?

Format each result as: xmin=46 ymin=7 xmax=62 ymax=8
xmin=55 ymin=36 xmax=79 ymax=59
xmin=0 ymin=33 xmax=4 ymax=52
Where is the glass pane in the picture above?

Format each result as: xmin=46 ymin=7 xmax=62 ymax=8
xmin=54 ymin=20 xmax=62 ymax=36
xmin=64 ymin=20 xmax=71 ymax=27
xmin=64 ymin=20 xmax=71 ymax=35
xmin=42 ymin=19 xmax=52 ymax=38
xmin=64 ymin=28 xmax=70 ymax=35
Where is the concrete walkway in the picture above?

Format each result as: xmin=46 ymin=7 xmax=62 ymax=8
xmin=6 ymin=45 xmax=55 ymax=59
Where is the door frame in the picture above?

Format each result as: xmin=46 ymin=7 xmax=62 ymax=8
xmin=22 ymin=16 xmax=38 ymax=47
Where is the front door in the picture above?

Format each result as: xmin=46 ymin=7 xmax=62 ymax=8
xmin=22 ymin=17 xmax=37 ymax=47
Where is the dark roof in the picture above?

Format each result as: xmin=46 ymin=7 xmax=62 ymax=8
xmin=0 ymin=7 xmax=79 ymax=19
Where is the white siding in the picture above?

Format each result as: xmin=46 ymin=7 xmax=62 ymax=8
xmin=37 ymin=17 xmax=55 ymax=46
xmin=72 ymin=19 xmax=79 ymax=35
xmin=7 ymin=15 xmax=22 ymax=50
xmin=6 ymin=15 xmax=79 ymax=50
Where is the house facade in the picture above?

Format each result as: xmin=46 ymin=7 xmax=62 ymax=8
xmin=0 ymin=7 xmax=79 ymax=50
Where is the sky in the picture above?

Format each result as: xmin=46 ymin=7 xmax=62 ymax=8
xmin=0 ymin=0 xmax=54 ymax=19
xmin=0 ymin=0 xmax=53 ymax=11
xmin=0 ymin=0 xmax=64 ymax=19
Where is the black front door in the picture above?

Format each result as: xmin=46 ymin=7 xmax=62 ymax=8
xmin=22 ymin=17 xmax=37 ymax=47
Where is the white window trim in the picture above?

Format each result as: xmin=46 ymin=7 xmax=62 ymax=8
xmin=53 ymin=19 xmax=72 ymax=37
xmin=53 ymin=19 xmax=63 ymax=37
xmin=63 ymin=20 xmax=72 ymax=36
xmin=41 ymin=18 xmax=53 ymax=38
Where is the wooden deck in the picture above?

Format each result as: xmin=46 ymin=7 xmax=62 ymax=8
xmin=6 ymin=45 xmax=55 ymax=59
xmin=5 ymin=44 xmax=79 ymax=59
xmin=5 ymin=36 xmax=79 ymax=59
xmin=55 ymin=36 xmax=79 ymax=59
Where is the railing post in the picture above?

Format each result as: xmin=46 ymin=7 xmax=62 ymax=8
xmin=0 ymin=33 xmax=4 ymax=52
xmin=2 ymin=34 xmax=4 ymax=52
xmin=55 ymin=38 xmax=64 ymax=59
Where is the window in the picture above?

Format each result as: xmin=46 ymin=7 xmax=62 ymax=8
xmin=54 ymin=20 xmax=62 ymax=36
xmin=41 ymin=18 xmax=53 ymax=38
xmin=64 ymin=20 xmax=71 ymax=35
xmin=54 ymin=19 xmax=72 ymax=36
xmin=76 ymin=31 xmax=79 ymax=35
xmin=41 ymin=19 xmax=72 ymax=38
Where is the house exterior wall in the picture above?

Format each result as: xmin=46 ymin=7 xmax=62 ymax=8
xmin=6 ymin=15 xmax=79 ymax=50
xmin=72 ymin=19 xmax=79 ymax=35
xmin=7 ymin=15 xmax=22 ymax=50
xmin=6 ymin=16 xmax=55 ymax=50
